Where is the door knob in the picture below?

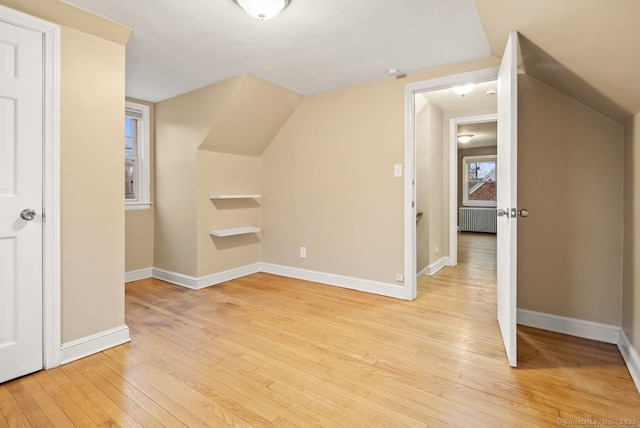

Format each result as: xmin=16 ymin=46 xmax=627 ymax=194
xmin=518 ymin=209 xmax=529 ymax=217
xmin=20 ymin=209 xmax=36 ymax=221
xmin=497 ymin=209 xmax=508 ymax=217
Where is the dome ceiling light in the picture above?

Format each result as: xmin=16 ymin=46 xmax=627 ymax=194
xmin=234 ymin=0 xmax=290 ymax=20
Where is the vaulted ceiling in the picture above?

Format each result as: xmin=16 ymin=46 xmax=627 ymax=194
xmin=61 ymin=0 xmax=639 ymax=122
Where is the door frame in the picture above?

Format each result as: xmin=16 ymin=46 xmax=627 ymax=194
xmin=448 ymin=113 xmax=498 ymax=267
xmin=404 ymin=67 xmax=498 ymax=300
xmin=0 ymin=5 xmax=61 ymax=369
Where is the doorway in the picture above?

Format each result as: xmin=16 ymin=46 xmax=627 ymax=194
xmin=409 ymin=76 xmax=498 ymax=289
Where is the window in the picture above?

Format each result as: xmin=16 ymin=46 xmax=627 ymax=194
xmin=125 ymin=101 xmax=150 ymax=210
xmin=463 ymin=155 xmax=496 ymax=206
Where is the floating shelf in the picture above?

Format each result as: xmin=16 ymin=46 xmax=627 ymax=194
xmin=209 ymin=226 xmax=261 ymax=237
xmin=209 ymin=194 xmax=261 ymax=200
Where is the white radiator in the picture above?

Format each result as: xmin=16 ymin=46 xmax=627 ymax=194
xmin=459 ymin=207 xmax=497 ymax=233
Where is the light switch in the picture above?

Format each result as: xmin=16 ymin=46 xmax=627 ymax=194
xmin=394 ymin=164 xmax=403 ymax=177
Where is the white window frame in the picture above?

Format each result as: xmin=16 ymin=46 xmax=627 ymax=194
xmin=125 ymin=101 xmax=150 ymax=210
xmin=462 ymin=154 xmax=497 ymax=207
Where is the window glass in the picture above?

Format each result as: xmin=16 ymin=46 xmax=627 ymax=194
xmin=463 ymin=155 xmax=496 ymax=206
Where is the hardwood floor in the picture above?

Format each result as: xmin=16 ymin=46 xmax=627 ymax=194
xmin=1 ymin=232 xmax=639 ymax=426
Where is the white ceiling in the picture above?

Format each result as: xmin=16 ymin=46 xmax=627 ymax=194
xmin=419 ymin=80 xmax=497 ymax=113
xmin=60 ymin=0 xmax=491 ymax=102
xmin=457 ymin=121 xmax=497 ymax=148
xmin=416 ymin=80 xmax=497 ymax=148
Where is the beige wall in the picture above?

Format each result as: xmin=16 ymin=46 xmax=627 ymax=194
xmin=416 ymin=101 xmax=445 ymax=272
xmin=416 ymin=102 xmax=431 ymax=273
xmin=427 ymin=103 xmax=445 ymax=266
xmin=154 ymin=78 xmax=241 ymax=277
xmin=60 ymin=27 xmax=127 ymax=342
xmin=125 ymin=98 xmax=155 ymax=272
xmin=154 ymin=75 xmax=300 ymax=278
xmin=623 ymin=112 xmax=640 ymax=348
xmin=197 ymin=151 xmax=262 ymax=277
xmin=0 ymin=0 xmax=131 ymax=343
xmin=261 ymin=57 xmax=500 ymax=284
xmin=518 ymin=74 xmax=624 ymax=326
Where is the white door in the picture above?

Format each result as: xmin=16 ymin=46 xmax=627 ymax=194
xmin=0 ymin=20 xmax=44 ymax=383
xmin=496 ymin=31 xmax=519 ymax=367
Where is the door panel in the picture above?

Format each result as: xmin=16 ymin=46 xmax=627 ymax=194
xmin=496 ymin=31 xmax=518 ymax=367
xmin=0 ymin=97 xmax=15 ymax=194
xmin=0 ymin=20 xmax=44 ymax=383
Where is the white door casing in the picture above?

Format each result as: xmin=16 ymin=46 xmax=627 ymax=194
xmin=0 ymin=19 xmax=44 ymax=383
xmin=496 ymin=31 xmax=519 ymax=367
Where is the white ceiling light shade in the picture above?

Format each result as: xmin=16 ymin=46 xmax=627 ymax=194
xmin=457 ymin=134 xmax=474 ymax=143
xmin=234 ymin=0 xmax=290 ymax=20
xmin=452 ymin=83 xmax=476 ymax=97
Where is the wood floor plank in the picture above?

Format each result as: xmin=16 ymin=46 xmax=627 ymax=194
xmin=33 ymin=369 xmax=96 ymax=427
xmin=9 ymin=375 xmax=75 ymax=427
xmin=4 ymin=377 xmax=54 ymax=427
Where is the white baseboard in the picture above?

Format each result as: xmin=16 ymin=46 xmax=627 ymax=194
xmin=152 ymin=267 xmax=198 ymax=289
xmin=152 ymin=263 xmax=261 ymax=290
xmin=517 ymin=309 xmax=620 ymax=344
xmin=124 ymin=267 xmax=153 ymax=283
xmin=60 ymin=324 xmax=130 ymax=365
xmin=426 ymin=257 xmax=448 ymax=277
xmin=260 ymin=263 xmax=409 ymax=300
xmin=618 ymin=330 xmax=640 ymax=394
xmin=417 ymin=265 xmax=429 ymax=279
xmin=196 ymin=263 xmax=261 ymax=289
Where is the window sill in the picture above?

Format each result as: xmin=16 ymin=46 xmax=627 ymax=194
xmin=125 ymin=202 xmax=152 ymax=211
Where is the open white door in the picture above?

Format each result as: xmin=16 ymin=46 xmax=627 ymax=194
xmin=496 ymin=31 xmax=519 ymax=367
xmin=0 ymin=20 xmax=44 ymax=382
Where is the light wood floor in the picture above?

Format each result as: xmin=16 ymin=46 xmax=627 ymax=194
xmin=2 ymin=233 xmax=639 ymax=427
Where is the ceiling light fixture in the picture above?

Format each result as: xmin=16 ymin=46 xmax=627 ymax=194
xmin=234 ymin=0 xmax=290 ymax=20
xmin=457 ymin=134 xmax=474 ymax=144
xmin=452 ymin=83 xmax=475 ymax=97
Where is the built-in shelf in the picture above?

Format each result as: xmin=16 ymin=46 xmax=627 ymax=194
xmin=209 ymin=194 xmax=261 ymax=200
xmin=209 ymin=226 xmax=261 ymax=237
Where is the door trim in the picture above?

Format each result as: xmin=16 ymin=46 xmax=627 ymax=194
xmin=0 ymin=5 xmax=61 ymax=369
xmin=404 ymin=67 xmax=498 ymax=300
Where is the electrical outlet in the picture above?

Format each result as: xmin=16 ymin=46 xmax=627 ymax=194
xmin=300 ymin=246 xmax=306 ymax=258
xmin=394 ymin=164 xmax=403 ymax=177
xmin=395 ymin=274 xmax=404 ymax=282
xmin=434 ymin=246 xmax=439 ymax=254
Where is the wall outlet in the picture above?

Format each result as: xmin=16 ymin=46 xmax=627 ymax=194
xmin=300 ymin=246 xmax=306 ymax=258
xmin=394 ymin=164 xmax=403 ymax=177
xmin=434 ymin=246 xmax=439 ymax=254
xmin=395 ymin=274 xmax=404 ymax=282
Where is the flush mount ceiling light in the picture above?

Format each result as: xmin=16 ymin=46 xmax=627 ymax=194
xmin=234 ymin=0 xmax=290 ymax=20
xmin=452 ymin=83 xmax=475 ymax=97
xmin=457 ymin=134 xmax=474 ymax=144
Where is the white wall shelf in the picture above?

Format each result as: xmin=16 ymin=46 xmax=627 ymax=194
xmin=209 ymin=226 xmax=261 ymax=237
xmin=209 ymin=194 xmax=261 ymax=200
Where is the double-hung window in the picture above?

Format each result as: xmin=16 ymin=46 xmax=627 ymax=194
xmin=462 ymin=155 xmax=497 ymax=207
xmin=125 ymin=101 xmax=150 ymax=210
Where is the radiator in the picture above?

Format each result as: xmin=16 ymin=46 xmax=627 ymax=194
xmin=459 ymin=207 xmax=497 ymax=233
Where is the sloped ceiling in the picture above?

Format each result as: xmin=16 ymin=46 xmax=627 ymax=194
xmin=199 ymin=74 xmax=303 ymax=156
xmin=474 ymin=0 xmax=640 ymax=122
